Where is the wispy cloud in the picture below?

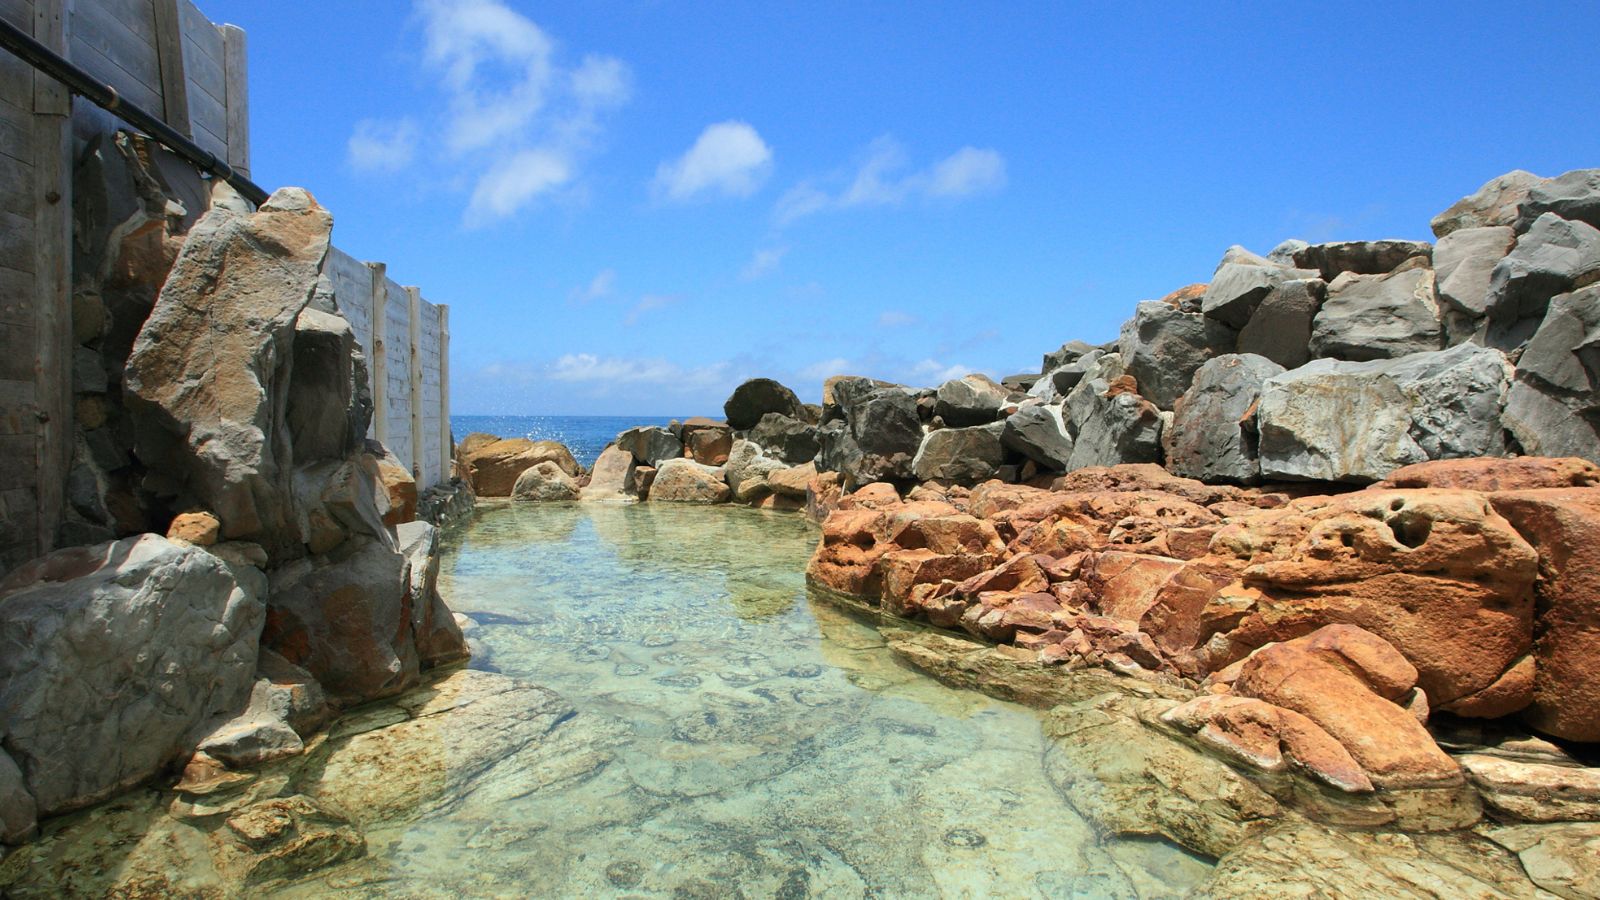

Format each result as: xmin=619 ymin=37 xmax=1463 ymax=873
xmin=569 ymin=269 xmax=615 ymax=303
xmin=348 ymin=118 xmax=419 ymax=173
xmin=876 ymin=310 xmax=917 ymax=327
xmin=347 ymin=0 xmax=631 ymax=225
xmin=910 ymin=358 xmax=976 ymax=384
xmin=798 ymin=357 xmax=852 ymax=382
xmin=545 ymin=353 xmax=729 ymax=389
xmin=740 ymin=246 xmax=788 ymax=281
xmin=775 ymin=136 xmax=1006 ymax=226
xmin=652 ymin=121 xmax=773 ymax=202
xmin=623 ymin=293 xmax=679 ymax=326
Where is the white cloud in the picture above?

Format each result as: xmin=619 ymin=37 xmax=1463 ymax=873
xmin=570 ymin=269 xmax=615 ymax=303
xmin=546 ymin=353 xmax=730 ymax=391
xmin=775 ymin=136 xmax=1006 ymax=225
xmin=348 ymin=118 xmax=419 ymax=173
xmin=466 ymin=149 xmax=572 ymax=224
xmin=910 ymin=359 xmax=974 ymax=384
xmin=876 ymin=310 xmax=916 ymax=327
xmin=740 ymin=246 xmax=788 ymax=281
xmin=798 ymin=357 xmax=852 ymax=382
xmin=652 ymin=121 xmax=773 ymax=202
xmin=623 ymin=293 xmax=679 ymax=326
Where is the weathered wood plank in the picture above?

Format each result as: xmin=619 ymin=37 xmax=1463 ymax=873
xmin=177 ymin=0 xmax=220 ymax=65
xmin=70 ymin=0 xmax=162 ymax=95
xmin=0 ymin=265 xmax=35 ymax=325
xmin=67 ymin=33 xmax=164 ymax=113
xmin=0 ymin=0 xmax=34 ymax=29
xmin=180 ymin=20 xmax=224 ymax=108
xmin=0 ymin=378 xmax=38 ymax=436
xmin=33 ymin=0 xmax=71 ymax=553
xmin=0 ymin=99 xmax=32 ymax=165
xmin=186 ymin=73 xmax=225 ymax=142
xmin=436 ymin=303 xmax=451 ymax=485
xmin=0 ymin=209 xmax=35 ymax=272
xmin=0 ymin=152 xmax=33 ymax=216
xmin=0 ymin=322 xmax=35 ymax=380
xmin=0 ymin=435 xmax=36 ymax=490
xmin=408 ymin=287 xmax=424 ymax=479
xmin=151 ymin=0 xmax=190 ymax=136
xmin=368 ymin=262 xmax=388 ymax=445
xmin=0 ymin=49 xmax=33 ymax=109
xmin=221 ymin=23 xmax=247 ymax=176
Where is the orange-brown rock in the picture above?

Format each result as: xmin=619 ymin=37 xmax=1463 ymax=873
xmin=685 ymin=426 xmax=733 ymax=466
xmin=166 ymin=511 xmax=221 ymax=546
xmin=1208 ymin=490 xmax=1538 ymax=713
xmin=1161 ymin=694 xmax=1374 ymax=793
xmin=837 ymin=482 xmax=901 ymax=510
xmin=1379 ymin=457 xmax=1600 ymax=492
xmin=1080 ymin=551 xmax=1240 ymax=655
xmin=957 ymin=553 xmax=1051 ymax=597
xmin=1048 ymin=463 xmax=1257 ymax=507
xmin=1233 ymin=626 xmax=1460 ymax=789
xmin=1488 ymin=488 xmax=1600 ymax=742
xmin=376 ymin=457 xmax=417 ymax=526
xmin=806 ymin=509 xmax=888 ymax=597
xmin=766 ymin=462 xmax=816 ymax=499
xmin=805 ymin=471 xmax=842 ymax=523
xmin=461 ymin=438 xmax=581 ymax=497
xmin=881 ymin=549 xmax=996 ymax=614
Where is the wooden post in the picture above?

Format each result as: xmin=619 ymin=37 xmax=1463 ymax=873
xmin=220 ymin=24 xmax=249 ymax=178
xmin=367 ymin=262 xmax=388 ymax=450
xmin=151 ymin=0 xmax=192 ymax=137
xmin=437 ymin=304 xmax=451 ymax=481
xmin=406 ymin=286 xmax=424 ymax=481
xmin=32 ymin=0 xmax=71 ymax=553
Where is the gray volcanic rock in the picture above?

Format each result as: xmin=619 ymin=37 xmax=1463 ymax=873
xmin=510 ymin=461 xmax=581 ymax=502
xmin=1065 ymin=378 xmax=1164 ymax=471
xmin=1267 ymin=239 xmax=1309 ymax=265
xmin=1256 ymin=343 xmax=1513 ymax=483
xmin=124 ymin=188 xmax=332 ymax=560
xmin=821 ymin=375 xmax=896 ymax=423
xmin=396 ymin=521 xmax=470 ymax=670
xmin=1236 ymin=279 xmax=1325 ymax=369
xmin=1310 ymin=264 xmax=1443 ymax=361
xmin=723 ymin=439 xmax=787 ymax=496
xmin=1119 ymin=299 xmax=1238 ymax=409
xmin=934 ymin=374 xmax=1014 ymax=427
xmin=1434 ymin=225 xmax=1516 ymax=344
xmin=287 ymin=307 xmax=372 ymax=463
xmin=845 ymin=388 xmax=924 ymax=483
xmin=723 ymin=378 xmax=805 ymax=430
xmin=264 ymin=536 xmax=418 ymax=706
xmin=1484 ymin=213 xmax=1600 ymax=349
xmin=1042 ymin=340 xmax=1098 ymax=374
xmin=0 ymin=534 xmax=265 ymax=816
xmin=0 ymin=747 xmax=35 ymax=844
xmin=1292 ymin=240 xmax=1433 ymax=280
xmin=1201 ymin=249 xmax=1317 ymax=329
xmin=1432 ymin=170 xmax=1542 ymax=237
xmin=647 ymin=458 xmax=731 ymax=503
xmin=1000 ymin=403 xmax=1074 ymax=471
xmin=911 ymin=422 xmax=1006 ymax=485
xmin=1164 ymin=354 xmax=1285 ymax=484
xmin=615 ymin=426 xmax=682 ymax=467
xmin=1516 ymin=168 xmax=1600 ymax=231
xmin=1502 ymin=285 xmax=1600 ymax=462
xmin=1030 ymin=349 xmax=1114 ymax=402
xmin=748 ymin=413 xmax=820 ymax=464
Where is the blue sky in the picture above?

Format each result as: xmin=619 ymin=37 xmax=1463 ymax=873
xmin=202 ymin=0 xmax=1599 ymax=417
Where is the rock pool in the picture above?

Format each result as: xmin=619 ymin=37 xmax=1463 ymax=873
xmin=0 ymin=502 xmax=1211 ymax=897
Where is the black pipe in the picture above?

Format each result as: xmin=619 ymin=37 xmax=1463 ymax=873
xmin=0 ymin=14 xmax=269 ymax=205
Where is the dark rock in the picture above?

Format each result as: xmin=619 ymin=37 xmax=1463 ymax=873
xmin=1065 ymin=376 xmax=1164 ymax=470
xmin=1502 ymin=285 xmax=1600 ymax=462
xmin=1042 ymin=340 xmax=1098 ymax=374
xmin=1310 ymin=264 xmax=1443 ymax=361
xmin=822 ymin=375 xmax=896 ymax=423
xmin=1236 ymin=279 xmax=1325 ymax=370
xmin=1292 ymin=240 xmax=1433 ymax=280
xmin=1164 ymin=354 xmax=1285 ymax=484
xmin=1483 ymin=213 xmax=1600 ymax=350
xmin=615 ymin=426 xmax=683 ymax=467
xmin=1000 ymin=373 xmax=1038 ymax=392
xmin=1201 ymin=248 xmax=1317 ymax=329
xmin=1432 ymin=170 xmax=1542 ymax=237
xmin=1119 ymin=299 xmax=1238 ymax=409
xmin=1434 ymin=226 xmax=1516 ymax=345
xmin=748 ymin=413 xmax=821 ymax=464
xmin=934 ymin=374 xmax=1013 ymax=427
xmin=1000 ymin=403 xmax=1074 ymax=471
xmin=1267 ymin=239 xmax=1309 ymax=265
xmin=287 ymin=308 xmax=371 ymax=463
xmin=723 ymin=378 xmax=805 ymax=430
xmin=1516 ymin=168 xmax=1600 ymax=232
xmin=840 ymin=388 xmax=923 ymax=484
xmin=912 ymin=422 xmax=1006 ymax=485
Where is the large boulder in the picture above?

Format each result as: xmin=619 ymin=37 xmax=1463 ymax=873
xmin=1119 ymin=295 xmax=1238 ymax=409
xmin=747 ymin=413 xmax=820 ymax=464
xmin=263 ymin=536 xmax=419 ymax=706
xmin=1065 ymin=376 xmax=1164 ymax=471
xmin=124 ymin=188 xmax=333 ymax=560
xmin=615 ymin=426 xmax=682 ymax=467
xmin=723 ymin=378 xmax=805 ymax=430
xmin=580 ymin=444 xmax=638 ymax=501
xmin=1487 ymin=489 xmax=1600 ymax=742
xmin=1310 ymin=264 xmax=1443 ymax=361
xmin=0 ymin=535 xmax=265 ymax=816
xmin=1256 ymin=343 xmax=1513 ymax=483
xmin=647 ymin=458 xmax=730 ymax=503
xmin=838 ymin=388 xmax=924 ymax=485
xmin=1000 ymin=403 xmax=1074 ymax=471
xmin=510 ymin=461 xmax=580 ymax=502
xmin=395 ymin=521 xmax=469 ymax=670
xmin=911 ymin=423 xmax=1006 ymax=485
xmin=1164 ymin=354 xmax=1285 ymax=485
xmin=682 ymin=420 xmax=733 ymax=465
xmin=1200 ymin=248 xmax=1317 ymax=329
xmin=933 ymin=374 xmax=1013 ymax=427
xmin=1029 ymin=348 xmax=1118 ymax=402
xmin=1433 ymin=225 xmax=1516 ymax=344
xmin=1234 ymin=278 xmax=1325 ymax=370
xmin=722 ymin=440 xmax=786 ymax=500
xmin=461 ymin=438 xmax=580 ymax=496
xmin=1483 ymin=213 xmax=1600 ymax=349
xmin=1291 ymin=239 xmax=1432 ymax=280
xmin=1516 ymin=168 xmax=1600 ymax=232
xmin=1431 ymin=169 xmax=1542 ymax=237
xmin=1502 ymin=285 xmax=1600 ymax=462
xmin=1041 ymin=340 xmax=1098 ymax=374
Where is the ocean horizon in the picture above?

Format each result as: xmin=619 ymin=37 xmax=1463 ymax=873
xmin=451 ymin=414 xmax=708 ymax=468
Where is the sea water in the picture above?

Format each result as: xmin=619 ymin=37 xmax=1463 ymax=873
xmin=451 ymin=415 xmax=699 ymax=468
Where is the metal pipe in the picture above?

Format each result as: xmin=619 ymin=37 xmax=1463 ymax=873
xmin=0 ymin=13 xmax=269 ymax=205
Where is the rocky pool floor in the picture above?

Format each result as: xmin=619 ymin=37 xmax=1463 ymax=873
xmin=371 ymin=501 xmax=1210 ymax=897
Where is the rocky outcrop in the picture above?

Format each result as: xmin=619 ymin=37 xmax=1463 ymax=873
xmin=1484 ymin=213 xmax=1600 ymax=349
xmin=1119 ymin=290 xmax=1238 ymax=409
xmin=460 ymin=437 xmax=581 ymax=497
xmin=723 ymin=377 xmax=806 ymax=430
xmin=747 ymin=413 xmax=820 ymax=464
xmin=1502 ymin=285 xmax=1600 ymax=461
xmin=1432 ymin=170 xmax=1541 ymax=236
xmin=616 ymin=425 xmax=682 ymax=467
xmin=581 ymin=445 xmax=639 ymax=501
xmin=0 ymin=535 xmax=265 ymax=816
xmin=933 ymin=374 xmax=1013 ymax=427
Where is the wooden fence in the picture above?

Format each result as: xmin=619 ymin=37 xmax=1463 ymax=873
xmin=0 ymin=0 xmax=452 ymax=571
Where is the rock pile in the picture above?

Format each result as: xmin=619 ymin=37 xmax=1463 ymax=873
xmin=0 ymin=144 xmax=468 ymax=848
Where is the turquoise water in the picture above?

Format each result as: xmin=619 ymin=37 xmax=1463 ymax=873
xmin=407 ymin=502 xmax=1209 ymax=897
xmin=451 ymin=415 xmax=697 ymax=467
